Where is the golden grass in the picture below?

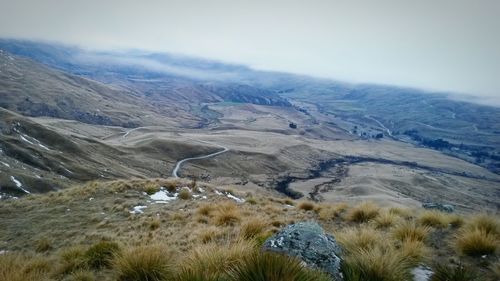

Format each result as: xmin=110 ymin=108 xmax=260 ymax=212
xmin=178 ymin=187 xmax=192 ymax=200
xmin=418 ymin=210 xmax=450 ymax=228
xmin=388 ymin=207 xmax=413 ymax=219
xmin=392 ymin=220 xmax=430 ymax=242
xmin=342 ymin=247 xmax=412 ymax=281
xmin=347 ymin=201 xmax=380 ymax=223
xmin=113 ymin=245 xmax=174 ymax=281
xmin=0 ymin=253 xmax=52 ymax=281
xmin=297 ymin=201 xmax=316 ymax=211
xmin=374 ymin=211 xmax=400 ymax=228
xmin=214 ymin=201 xmax=241 ymax=226
xmin=464 ymin=213 xmax=499 ymax=235
xmin=67 ymin=270 xmax=95 ymax=281
xmin=54 ymin=246 xmax=88 ymax=275
xmin=240 ymin=218 xmax=268 ymax=239
xmin=336 ymin=226 xmax=384 ymax=254
xmin=399 ymin=240 xmax=429 ymax=266
xmin=318 ymin=203 xmax=348 ymax=221
xmin=196 ymin=203 xmax=214 ymax=216
xmin=455 ymin=228 xmax=498 ymax=256
xmin=84 ymin=241 xmax=120 ymax=269
xmin=181 ymin=239 xmax=256 ymax=278
xmin=35 ymin=237 xmax=52 ymax=253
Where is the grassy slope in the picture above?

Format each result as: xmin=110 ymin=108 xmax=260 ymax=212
xmin=0 ymin=178 xmax=498 ymax=280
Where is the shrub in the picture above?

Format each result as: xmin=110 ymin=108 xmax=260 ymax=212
xmin=178 ymin=187 xmax=192 ymax=200
xmin=347 ymin=202 xmax=379 ymax=223
xmin=431 ymin=262 xmax=479 ymax=281
xmin=297 ymin=201 xmax=316 ymax=211
xmin=392 ymin=221 xmax=430 ymax=242
xmin=229 ymin=252 xmax=331 ymax=281
xmin=418 ymin=211 xmax=449 ymax=228
xmin=85 ymin=241 xmax=120 ymax=269
xmin=113 ymin=245 xmax=174 ymax=281
xmin=240 ymin=218 xmax=268 ymax=239
xmin=342 ymin=247 xmax=412 ymax=281
xmin=455 ymin=228 xmax=498 ymax=256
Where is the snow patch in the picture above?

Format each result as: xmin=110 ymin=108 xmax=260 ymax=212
xmin=215 ymin=189 xmax=245 ymax=203
xmin=412 ymin=266 xmax=433 ymax=281
xmin=150 ymin=188 xmax=178 ymax=203
xmin=10 ymin=176 xmax=30 ymax=194
xmin=130 ymin=205 xmax=147 ymax=214
xmin=20 ymin=135 xmax=34 ymax=145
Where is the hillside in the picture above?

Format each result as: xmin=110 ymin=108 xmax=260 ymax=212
xmin=0 ymin=178 xmax=498 ymax=280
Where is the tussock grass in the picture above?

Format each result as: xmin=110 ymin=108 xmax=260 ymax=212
xmin=35 ymin=237 xmax=52 ymax=252
xmin=392 ymin=220 xmax=430 ymax=242
xmin=490 ymin=261 xmax=500 ymax=279
xmin=54 ymin=246 xmax=88 ymax=275
xmin=399 ymin=240 xmax=429 ymax=266
xmin=68 ymin=270 xmax=95 ymax=281
xmin=113 ymin=245 xmax=174 ymax=281
xmin=455 ymin=228 xmax=498 ymax=256
xmin=336 ymin=226 xmax=384 ymax=254
xmin=464 ymin=213 xmax=499 ymax=235
xmin=431 ymin=262 xmax=478 ymax=281
xmin=318 ymin=203 xmax=348 ymax=221
xmin=342 ymin=247 xmax=412 ymax=281
xmin=240 ymin=218 xmax=268 ymax=239
xmin=214 ymin=201 xmax=241 ymax=226
xmin=181 ymin=240 xmax=256 ymax=279
xmin=418 ymin=210 xmax=450 ymax=228
xmin=84 ymin=241 xmax=120 ymax=269
xmin=197 ymin=203 xmax=214 ymax=216
xmin=347 ymin=202 xmax=379 ymax=223
xmin=297 ymin=201 xmax=316 ymax=211
xmin=178 ymin=187 xmax=192 ymax=200
xmin=229 ymin=252 xmax=331 ymax=281
xmin=374 ymin=211 xmax=400 ymax=228
xmin=0 ymin=253 xmax=52 ymax=281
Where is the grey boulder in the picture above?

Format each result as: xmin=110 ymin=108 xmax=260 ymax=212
xmin=262 ymin=221 xmax=343 ymax=280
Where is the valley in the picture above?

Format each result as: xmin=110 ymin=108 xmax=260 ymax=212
xmin=0 ymin=40 xmax=499 ymax=214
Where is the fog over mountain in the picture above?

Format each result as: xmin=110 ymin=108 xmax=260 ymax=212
xmin=1 ymin=0 xmax=499 ymax=104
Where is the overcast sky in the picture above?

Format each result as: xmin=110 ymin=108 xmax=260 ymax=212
xmin=1 ymin=0 xmax=499 ymax=100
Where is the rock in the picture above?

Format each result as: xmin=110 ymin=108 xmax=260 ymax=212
xmin=262 ymin=221 xmax=343 ymax=280
xmin=422 ymin=202 xmax=454 ymax=213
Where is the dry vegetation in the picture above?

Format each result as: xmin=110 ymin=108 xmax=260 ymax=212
xmin=0 ymin=178 xmax=498 ymax=281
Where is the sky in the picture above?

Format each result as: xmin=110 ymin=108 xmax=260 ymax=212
xmin=0 ymin=0 xmax=499 ymax=101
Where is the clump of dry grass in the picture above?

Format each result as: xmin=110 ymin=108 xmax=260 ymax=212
xmin=297 ymin=201 xmax=316 ymax=211
xmin=34 ymin=237 xmax=52 ymax=252
xmin=181 ymin=239 xmax=256 ymax=279
xmin=318 ymin=203 xmax=348 ymax=221
xmin=240 ymin=218 xmax=268 ymax=239
xmin=197 ymin=203 xmax=214 ymax=216
xmin=431 ymin=262 xmax=478 ymax=281
xmin=374 ymin=211 xmax=400 ymax=228
xmin=418 ymin=210 xmax=449 ymax=228
xmin=388 ymin=207 xmax=413 ymax=219
xmin=0 ymin=253 xmax=52 ymax=281
xmin=448 ymin=214 xmax=464 ymax=228
xmin=336 ymin=226 xmax=384 ymax=254
xmin=347 ymin=202 xmax=380 ymax=223
xmin=178 ymin=187 xmax=192 ymax=200
xmin=399 ymin=240 xmax=429 ymax=266
xmin=54 ymin=246 xmax=88 ymax=275
xmin=113 ymin=245 xmax=174 ymax=281
xmin=342 ymin=247 xmax=413 ymax=281
xmin=229 ymin=252 xmax=332 ymax=281
xmin=464 ymin=213 xmax=499 ymax=235
xmin=455 ymin=228 xmax=498 ymax=256
xmin=392 ymin=220 xmax=430 ymax=242
xmin=214 ymin=201 xmax=241 ymax=226
xmin=85 ymin=241 xmax=120 ymax=269
xmin=67 ymin=270 xmax=95 ymax=281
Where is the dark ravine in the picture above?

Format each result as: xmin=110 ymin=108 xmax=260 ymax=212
xmin=274 ymin=156 xmax=500 ymax=200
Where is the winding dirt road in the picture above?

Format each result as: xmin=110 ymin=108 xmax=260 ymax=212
xmin=172 ymin=140 xmax=229 ymax=178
